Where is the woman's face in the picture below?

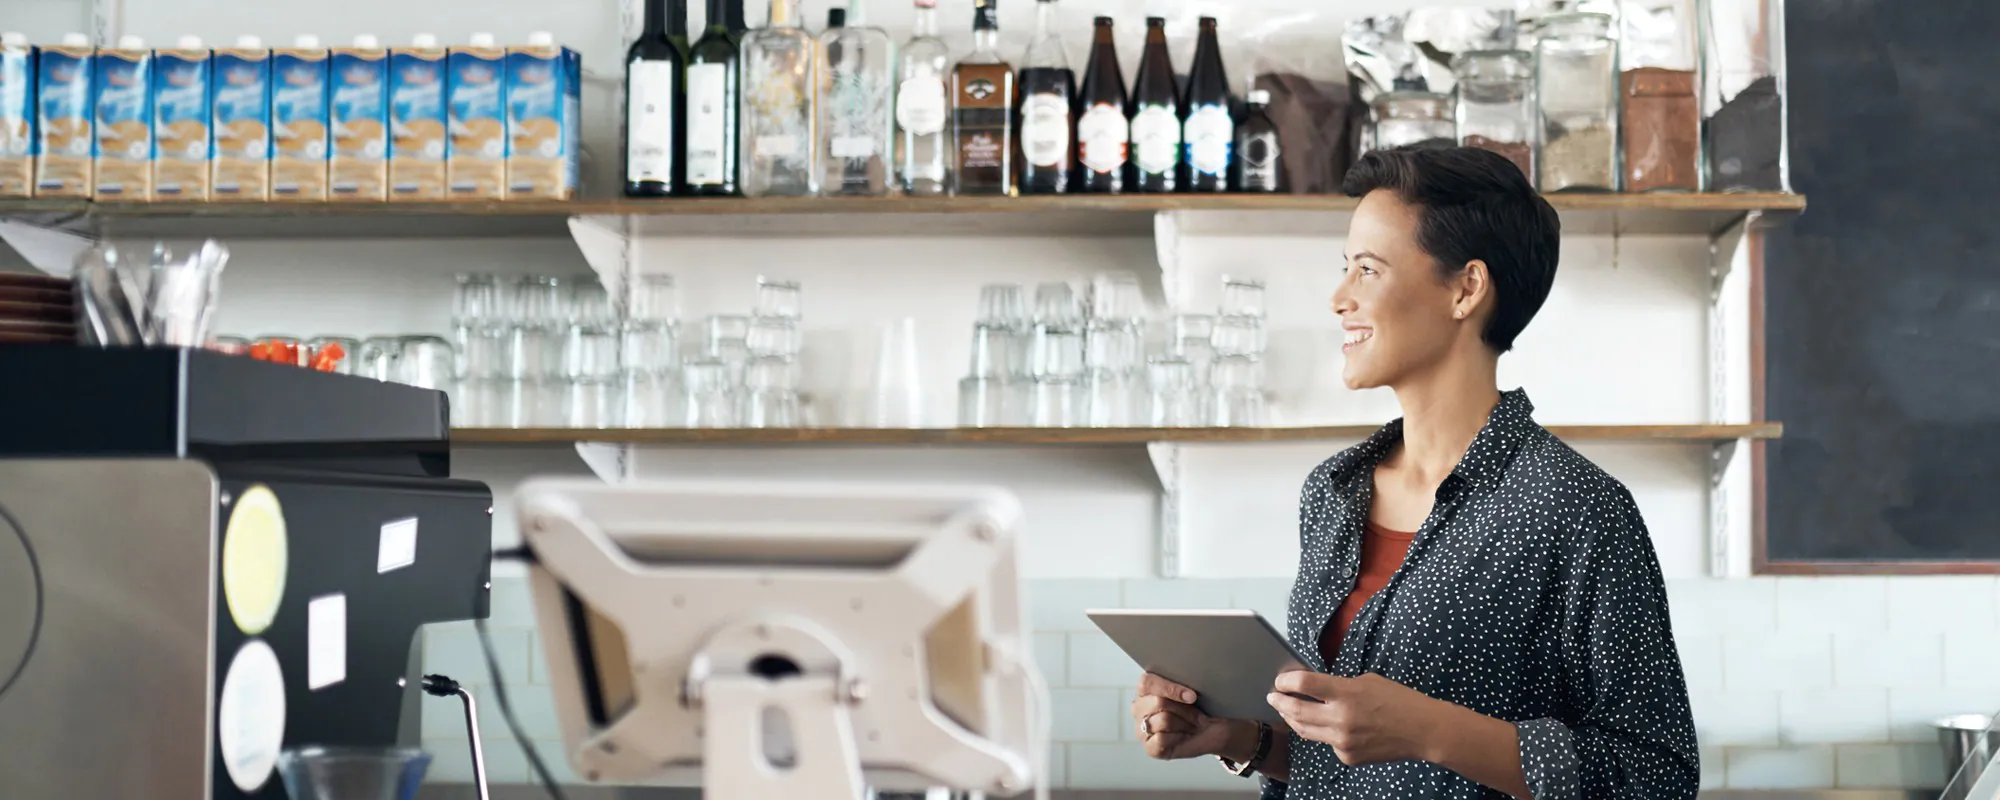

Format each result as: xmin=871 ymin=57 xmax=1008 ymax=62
xmin=1331 ymin=190 xmax=1486 ymax=390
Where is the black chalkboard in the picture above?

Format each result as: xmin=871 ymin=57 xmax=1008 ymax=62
xmin=1763 ymin=0 xmax=2000 ymax=564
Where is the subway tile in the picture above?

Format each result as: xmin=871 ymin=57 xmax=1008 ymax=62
xmin=1066 ymin=742 xmax=1249 ymax=790
xmin=1121 ymin=578 xmax=1234 ymax=610
xmin=1050 ymin=689 xmax=1122 ymax=742
xmin=1069 ymin=632 xmax=1142 ymax=688
xmin=1668 ymin=578 xmax=1777 ymax=635
xmin=1691 ymin=689 xmax=1780 ymax=746
xmin=1944 ymin=632 xmax=2000 ymax=689
xmin=1677 ymin=633 xmax=1725 ymax=691
xmin=526 ymin=630 xmax=552 ymax=686
xmin=1775 ymin=578 xmax=1889 ymax=633
xmin=1887 ymin=577 xmax=1998 ymax=632
xmin=1724 ymin=632 xmax=1833 ymax=690
xmin=1836 ymin=743 xmax=1947 ymax=789
xmin=422 ymin=690 xmax=472 ymax=740
xmin=1725 ymin=745 xmax=1835 ymax=789
xmin=1699 ymin=746 xmax=1727 ymax=790
xmin=1778 ymin=689 xmax=1888 ymax=744
xmin=475 ymin=682 xmax=564 ymax=742
xmin=1034 ymin=632 xmax=1068 ymax=690
xmin=1046 ymin=744 xmax=1068 ymax=789
xmin=1888 ymin=688 xmax=2000 ymax=742
xmin=426 ymin=623 xmax=530 ymax=686
xmin=486 ymin=575 xmax=538 ymax=630
xmin=1834 ymin=632 xmax=1943 ymax=689
xmin=1229 ymin=578 xmax=1293 ymax=626
xmin=424 ymin=735 xmax=532 ymax=784
xmin=1029 ymin=579 xmax=1122 ymax=633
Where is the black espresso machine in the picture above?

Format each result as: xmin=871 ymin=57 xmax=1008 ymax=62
xmin=0 ymin=346 xmax=493 ymax=798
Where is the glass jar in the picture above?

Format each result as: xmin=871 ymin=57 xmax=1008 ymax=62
xmin=1372 ymin=91 xmax=1456 ymax=151
xmin=1534 ymin=12 xmax=1619 ymax=192
xmin=1702 ymin=0 xmax=1789 ymax=192
xmin=1621 ymin=0 xmax=1701 ymax=191
xmin=1454 ymin=50 xmax=1537 ymax=183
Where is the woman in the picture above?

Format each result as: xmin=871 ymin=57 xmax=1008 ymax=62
xmin=1130 ymin=147 xmax=1698 ymax=799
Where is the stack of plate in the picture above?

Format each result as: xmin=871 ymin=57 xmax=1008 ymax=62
xmin=0 ymin=273 xmax=77 ymax=344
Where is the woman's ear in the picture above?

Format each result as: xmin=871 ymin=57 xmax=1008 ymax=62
xmin=1453 ymin=260 xmax=1493 ymax=323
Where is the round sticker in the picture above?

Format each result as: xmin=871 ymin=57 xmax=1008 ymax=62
xmin=1076 ymin=104 xmax=1129 ymax=174
xmin=896 ymin=74 xmax=948 ymax=136
xmin=1131 ymin=105 xmax=1181 ymax=175
xmin=218 ymin=639 xmax=287 ymax=793
xmin=222 ymin=485 xmax=288 ymax=636
xmin=1185 ymin=104 xmax=1235 ymax=177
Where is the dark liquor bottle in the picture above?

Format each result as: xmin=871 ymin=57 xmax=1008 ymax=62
xmin=1235 ymin=89 xmax=1282 ymax=192
xmin=669 ymin=0 xmax=691 ymax=55
xmin=1072 ymin=16 xmax=1127 ymax=193
xmin=951 ymin=0 xmax=1014 ymax=195
xmin=1128 ymin=17 xmax=1181 ymax=193
xmin=725 ymin=0 xmax=748 ymax=44
xmin=685 ymin=0 xmax=742 ymax=195
xmin=625 ymin=0 xmax=687 ymax=197
xmin=1015 ymin=0 xmax=1073 ymax=194
xmin=1181 ymin=16 xmax=1231 ymax=192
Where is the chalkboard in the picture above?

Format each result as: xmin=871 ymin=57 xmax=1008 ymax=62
xmin=1763 ymin=0 xmax=2000 ymax=565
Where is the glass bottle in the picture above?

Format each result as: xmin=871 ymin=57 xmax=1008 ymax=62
xmin=1372 ymin=90 xmax=1454 ymax=151
xmin=625 ymin=0 xmax=687 ymax=197
xmin=1534 ymin=12 xmax=1618 ymax=192
xmin=1072 ymin=17 xmax=1127 ymax=193
xmin=1234 ymin=89 xmax=1282 ymax=192
xmin=668 ymin=0 xmax=691 ymax=55
xmin=896 ymin=0 xmax=952 ymax=195
xmin=1620 ymin=0 xmax=1700 ymax=192
xmin=951 ymin=0 xmax=1015 ymax=195
xmin=1454 ymin=49 xmax=1536 ymax=183
xmin=741 ymin=0 xmax=819 ymax=196
xmin=725 ymin=0 xmax=748 ymax=44
xmin=1015 ymin=0 xmax=1074 ymax=194
xmin=1181 ymin=16 xmax=1232 ymax=192
xmin=685 ymin=0 xmax=742 ymax=195
xmin=1128 ymin=17 xmax=1181 ymax=193
xmin=1701 ymin=0 xmax=1787 ymax=192
xmin=819 ymin=0 xmax=894 ymax=196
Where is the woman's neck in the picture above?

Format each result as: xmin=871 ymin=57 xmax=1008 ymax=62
xmin=1389 ymin=349 xmax=1502 ymax=483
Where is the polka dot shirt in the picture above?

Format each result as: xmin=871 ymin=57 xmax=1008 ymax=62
xmin=1260 ymin=390 xmax=1698 ymax=800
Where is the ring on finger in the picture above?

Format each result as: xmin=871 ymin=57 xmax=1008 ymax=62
xmin=1140 ymin=716 xmax=1153 ymax=736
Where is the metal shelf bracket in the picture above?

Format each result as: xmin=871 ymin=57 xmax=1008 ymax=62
xmin=1146 ymin=442 xmax=1183 ymax=578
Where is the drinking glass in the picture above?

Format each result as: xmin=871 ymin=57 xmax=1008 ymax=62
xmin=564 ymin=324 xmax=621 ymax=427
xmin=1033 ymin=282 xmax=1082 ymax=327
xmin=1147 ymin=357 xmax=1197 ymax=427
xmin=968 ymin=324 xmax=1013 ymax=379
xmin=1211 ymin=314 xmax=1266 ymax=357
xmin=570 ymin=280 xmax=615 ymax=328
xmin=1035 ymin=329 xmax=1085 ymax=379
xmin=682 ymin=359 xmax=738 ymax=428
xmin=866 ymin=318 xmax=925 ymax=428
xmin=1086 ymin=322 xmax=1141 ymax=374
xmin=1210 ymin=355 xmax=1267 ymax=426
xmin=755 ymin=277 xmax=804 ymax=321
xmin=211 ymin=335 xmax=251 ymax=355
xmin=1089 ymin=272 xmax=1146 ymax=324
xmin=704 ymin=314 xmax=752 ymax=383
xmin=507 ymin=276 xmax=566 ymax=383
xmin=626 ymin=274 xmax=679 ymax=323
xmin=1220 ymin=277 xmax=1267 ymax=318
xmin=742 ymin=356 xmax=801 ymax=428
xmin=397 ymin=336 xmax=455 ymax=391
xmin=356 ymin=337 xmax=402 ymax=381
xmin=620 ymin=323 xmax=678 ymax=375
xmin=1085 ymin=369 xmax=1134 ymax=427
xmin=277 ymin=746 xmax=431 ymax=800
xmin=306 ymin=336 xmax=360 ymax=374
xmin=958 ymin=376 xmax=1007 ymax=427
xmin=453 ymin=273 xmax=505 ymax=325
xmin=463 ymin=326 xmax=511 ymax=380
xmin=1032 ymin=377 xmax=1086 ymax=428
xmin=977 ymin=284 xmax=1031 ymax=329
xmin=1002 ymin=375 xmax=1036 ymax=426
xmin=746 ymin=316 xmax=802 ymax=358
xmin=510 ymin=275 xmax=566 ymax=325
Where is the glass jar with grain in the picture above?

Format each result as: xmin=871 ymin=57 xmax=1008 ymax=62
xmin=1534 ymin=12 xmax=1619 ymax=192
xmin=1454 ymin=49 xmax=1537 ymax=185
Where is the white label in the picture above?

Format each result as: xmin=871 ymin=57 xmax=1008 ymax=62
xmin=757 ymin=134 xmax=800 ymax=157
xmin=307 ymin=594 xmax=347 ymax=690
xmin=686 ymin=63 xmax=730 ymax=186
xmin=831 ymin=135 xmax=876 ymax=158
xmin=1021 ymin=92 xmax=1071 ymax=168
xmin=1077 ymin=104 xmax=1128 ymax=174
xmin=895 ymin=74 xmax=947 ymax=136
xmin=218 ymin=640 xmax=287 ymax=793
xmin=1185 ymin=104 xmax=1234 ymax=177
xmin=626 ymin=60 xmax=675 ymax=183
xmin=1131 ymin=105 xmax=1181 ymax=175
xmin=377 ymin=516 xmax=418 ymax=573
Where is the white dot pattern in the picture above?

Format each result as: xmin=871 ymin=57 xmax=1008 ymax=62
xmin=1259 ymin=390 xmax=1699 ymax=800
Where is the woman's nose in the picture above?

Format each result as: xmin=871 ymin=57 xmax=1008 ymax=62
xmin=1331 ymin=273 xmax=1357 ymax=316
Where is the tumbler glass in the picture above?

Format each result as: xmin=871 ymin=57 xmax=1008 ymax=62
xmin=1032 ymin=377 xmax=1086 ymax=428
xmin=570 ymin=281 xmax=615 ymax=327
xmin=276 ymin=746 xmax=431 ymax=800
xmin=977 ymin=283 xmax=1031 ymax=329
xmin=755 ymin=277 xmax=804 ymax=321
xmin=682 ymin=359 xmax=738 ymax=428
xmin=746 ymin=316 xmax=802 ymax=358
xmin=742 ymin=356 xmax=801 ymax=428
xmin=1033 ymin=282 xmax=1082 ymax=327
xmin=704 ymin=314 xmax=752 ymax=383
xmin=865 ymin=318 xmax=926 ymax=428
xmin=968 ymin=324 xmax=1013 ymax=379
xmin=958 ymin=376 xmax=1007 ymax=427
xmin=453 ymin=273 xmax=505 ymax=325
xmin=1211 ymin=314 xmax=1266 ymax=357
xmin=397 ymin=335 xmax=456 ymax=391
xmin=1035 ymin=329 xmax=1086 ymax=379
xmin=1210 ymin=355 xmax=1267 ymax=426
xmin=564 ymin=324 xmax=621 ymax=427
xmin=1147 ymin=357 xmax=1198 ymax=427
xmin=1220 ymin=277 xmax=1267 ymax=318
xmin=1085 ymin=369 xmax=1134 ymax=427
xmin=1088 ymin=272 xmax=1146 ymax=324
xmin=626 ymin=274 xmax=679 ymax=323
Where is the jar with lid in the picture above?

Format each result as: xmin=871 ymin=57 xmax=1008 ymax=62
xmin=1621 ymin=0 xmax=1701 ymax=191
xmin=1372 ymin=91 xmax=1455 ymax=152
xmin=1454 ymin=50 xmax=1537 ymax=184
xmin=1534 ymin=12 xmax=1619 ymax=191
xmin=1702 ymin=0 xmax=1789 ymax=191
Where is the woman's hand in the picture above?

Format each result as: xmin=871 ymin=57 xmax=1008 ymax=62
xmin=1267 ymin=671 xmax=1448 ymax=766
xmin=1132 ymin=673 xmax=1239 ymax=761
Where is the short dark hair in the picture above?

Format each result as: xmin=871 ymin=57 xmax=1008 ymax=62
xmin=1340 ymin=146 xmax=1561 ymax=353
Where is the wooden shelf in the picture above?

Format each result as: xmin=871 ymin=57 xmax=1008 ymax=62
xmin=0 ymin=193 xmax=1805 ymax=239
xmin=451 ymin=422 xmax=1782 ymax=447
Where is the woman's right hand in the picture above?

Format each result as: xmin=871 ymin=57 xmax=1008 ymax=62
xmin=1132 ymin=673 xmax=1239 ymax=761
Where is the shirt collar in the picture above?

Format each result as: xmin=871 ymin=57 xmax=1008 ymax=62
xmin=1326 ymin=389 xmax=1540 ymax=492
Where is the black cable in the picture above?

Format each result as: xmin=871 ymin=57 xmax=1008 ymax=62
xmin=480 ymin=544 xmax=567 ymax=800
xmin=0 ymin=507 xmax=44 ymax=702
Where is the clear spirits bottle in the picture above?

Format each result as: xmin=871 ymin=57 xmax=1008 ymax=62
xmin=951 ymin=0 xmax=1015 ymax=196
xmin=896 ymin=0 xmax=951 ymax=195
xmin=818 ymin=0 xmax=895 ymax=195
xmin=1016 ymin=0 xmax=1074 ymax=194
xmin=741 ymin=0 xmax=819 ymax=196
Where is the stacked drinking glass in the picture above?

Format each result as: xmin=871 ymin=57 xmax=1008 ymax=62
xmin=621 ymin=275 xmax=681 ymax=427
xmin=683 ymin=277 xmax=805 ymax=428
xmin=1207 ymin=277 xmax=1269 ymax=426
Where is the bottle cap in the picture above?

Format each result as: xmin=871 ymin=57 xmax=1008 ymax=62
xmin=412 ymin=33 xmax=439 ymax=48
xmin=1095 ymin=16 xmax=1113 ymax=24
xmin=293 ymin=34 xmax=320 ymax=48
xmin=235 ymin=35 xmax=263 ymax=48
xmin=1147 ymin=16 xmax=1166 ymax=25
xmin=353 ymin=34 xmax=380 ymax=48
xmin=178 ymin=35 xmax=204 ymax=49
xmin=828 ymin=8 xmax=846 ymax=27
xmin=61 ymin=32 xmax=91 ymax=47
xmin=468 ymin=32 xmax=496 ymax=47
xmin=914 ymin=0 xmax=937 ymax=7
xmin=1248 ymin=89 xmax=1271 ymax=105
xmin=0 ymin=32 xmax=26 ymax=48
xmin=528 ymin=31 xmax=555 ymax=46
xmin=117 ymin=34 xmax=145 ymax=49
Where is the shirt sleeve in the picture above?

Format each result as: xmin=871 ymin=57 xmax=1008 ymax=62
xmin=1514 ymin=484 xmax=1700 ymax=800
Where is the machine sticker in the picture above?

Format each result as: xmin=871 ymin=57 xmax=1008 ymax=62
xmin=221 ymin=485 xmax=288 ymax=635
xmin=218 ymin=639 xmax=286 ymax=793
xmin=307 ymin=593 xmax=346 ymax=690
xmin=377 ymin=516 xmax=418 ymax=573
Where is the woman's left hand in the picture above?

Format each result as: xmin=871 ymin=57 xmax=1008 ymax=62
xmin=1267 ymin=671 xmax=1448 ymax=766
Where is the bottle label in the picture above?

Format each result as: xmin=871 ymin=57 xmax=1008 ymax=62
xmin=1021 ymin=92 xmax=1071 ymax=168
xmin=896 ymin=74 xmax=947 ymax=136
xmin=962 ymin=131 xmax=1004 ymax=169
xmin=685 ymin=63 xmax=730 ymax=186
xmin=1131 ymin=105 xmax=1180 ymax=175
xmin=745 ymin=50 xmax=810 ymax=168
xmin=1242 ymin=130 xmax=1279 ymax=189
xmin=627 ymin=60 xmax=676 ymax=183
xmin=1185 ymin=104 xmax=1233 ymax=177
xmin=831 ymin=136 xmax=876 ymax=158
xmin=1077 ymin=103 xmax=1128 ymax=174
xmin=828 ymin=66 xmax=889 ymax=162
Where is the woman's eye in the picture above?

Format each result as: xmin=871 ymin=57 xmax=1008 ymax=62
xmin=1359 ymin=265 xmax=1378 ymax=276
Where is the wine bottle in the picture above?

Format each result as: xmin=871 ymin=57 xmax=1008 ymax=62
xmin=1016 ymin=0 xmax=1074 ymax=194
xmin=1236 ymin=89 xmax=1282 ymax=192
xmin=896 ymin=0 xmax=952 ymax=195
xmin=725 ymin=0 xmax=748 ymax=44
xmin=819 ymin=0 xmax=894 ymax=195
xmin=1181 ymin=16 xmax=1231 ymax=193
xmin=669 ymin=0 xmax=691 ymax=55
xmin=1073 ymin=16 xmax=1127 ymax=194
xmin=741 ymin=0 xmax=819 ymax=196
xmin=685 ymin=0 xmax=742 ymax=195
xmin=1129 ymin=17 xmax=1181 ymax=193
xmin=625 ymin=0 xmax=687 ymax=197
xmin=951 ymin=0 xmax=1015 ymax=195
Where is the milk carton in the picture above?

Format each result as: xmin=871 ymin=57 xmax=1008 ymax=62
xmin=0 ymin=33 xmax=33 ymax=198
xmin=152 ymin=36 xmax=212 ymax=200
xmin=447 ymin=33 xmax=506 ymax=199
xmin=211 ymin=36 xmax=271 ymax=201
xmin=505 ymin=32 xmax=579 ymax=200
xmin=388 ymin=34 xmax=447 ymax=200
xmin=271 ymin=35 xmax=329 ymax=201
xmin=329 ymin=34 xmax=388 ymax=201
xmin=93 ymin=35 xmax=152 ymax=200
xmin=34 ymin=33 xmax=93 ymax=198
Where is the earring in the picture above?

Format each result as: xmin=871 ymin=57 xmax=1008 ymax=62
xmin=1454 ymin=310 xmax=1465 ymax=320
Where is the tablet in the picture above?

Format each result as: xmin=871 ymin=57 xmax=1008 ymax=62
xmin=1087 ymin=608 xmax=1311 ymax=725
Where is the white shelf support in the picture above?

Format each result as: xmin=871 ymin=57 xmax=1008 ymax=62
xmin=1146 ymin=442 xmax=1183 ymax=578
xmin=1153 ymin=210 xmax=1187 ymax=311
xmin=573 ymin=442 xmax=634 ymax=483
xmin=1706 ymin=212 xmax=1761 ymax=577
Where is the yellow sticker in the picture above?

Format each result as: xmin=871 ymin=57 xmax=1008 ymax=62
xmin=221 ymin=485 xmax=288 ymax=636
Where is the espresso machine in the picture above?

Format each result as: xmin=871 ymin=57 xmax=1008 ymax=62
xmin=0 ymin=346 xmax=494 ymax=798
